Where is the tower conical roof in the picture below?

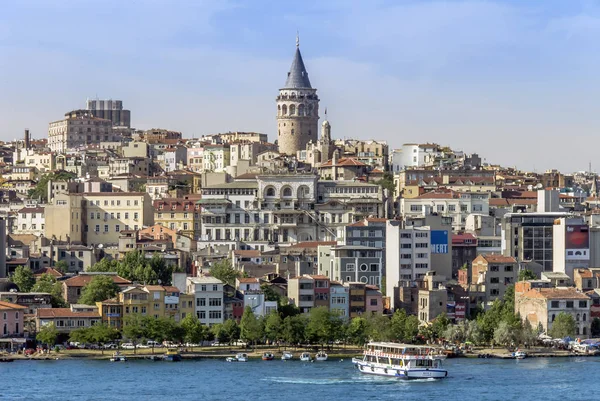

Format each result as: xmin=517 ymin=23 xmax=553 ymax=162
xmin=284 ymin=46 xmax=312 ymax=89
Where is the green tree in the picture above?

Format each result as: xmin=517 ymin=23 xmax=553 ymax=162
xmin=366 ymin=313 xmax=392 ymax=342
xmin=149 ymin=253 xmax=173 ymax=285
xmin=518 ymin=269 xmax=537 ymax=281
xmin=549 ymin=312 xmax=576 ymax=338
xmin=209 ymin=259 xmax=240 ymax=286
xmin=521 ymin=320 xmax=537 ymax=346
xmin=78 ymin=275 xmax=119 ymax=305
xmin=88 ymin=258 xmax=119 ymax=273
xmin=390 ymin=309 xmax=407 ymax=341
xmin=261 ymin=284 xmax=281 ymax=303
xmin=69 ymin=327 xmax=92 ymax=344
xmin=54 ymin=260 xmax=69 ymax=274
xmin=430 ymin=313 xmax=450 ymax=340
xmin=282 ymin=315 xmax=306 ymax=347
xmin=278 ymin=302 xmax=300 ymax=319
xmin=347 ymin=317 xmax=369 ymax=345
xmin=181 ymin=314 xmax=207 ymax=350
xmin=404 ymin=315 xmax=420 ymax=341
xmin=444 ymin=321 xmax=467 ymax=344
xmin=28 ymin=171 xmax=77 ymax=201
xmin=376 ymin=172 xmax=395 ymax=194
xmin=88 ymin=323 xmax=119 ymax=354
xmin=465 ymin=320 xmax=485 ymax=345
xmin=32 ymin=273 xmax=68 ymax=308
xmin=264 ymin=310 xmax=283 ymax=344
xmin=11 ymin=265 xmax=35 ymax=292
xmin=122 ymin=314 xmax=147 ymax=353
xmin=37 ymin=323 xmax=59 ymax=348
xmin=493 ymin=321 xmax=519 ymax=347
xmin=306 ymin=306 xmax=337 ymax=346
xmin=221 ymin=319 xmax=240 ymax=344
xmin=240 ymin=306 xmax=263 ymax=347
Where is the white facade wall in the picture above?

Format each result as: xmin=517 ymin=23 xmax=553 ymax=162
xmin=187 ymin=277 xmax=225 ymax=326
xmin=401 ymin=193 xmax=489 ymax=232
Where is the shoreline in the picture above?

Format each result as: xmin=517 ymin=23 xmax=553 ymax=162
xmin=2 ymin=346 xmax=593 ymax=362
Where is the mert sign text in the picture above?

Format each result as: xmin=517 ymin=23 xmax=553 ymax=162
xmin=430 ymin=230 xmax=449 ymax=254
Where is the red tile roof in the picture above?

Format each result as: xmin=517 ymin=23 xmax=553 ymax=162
xmin=320 ymin=157 xmax=367 ymax=167
xmin=521 ymin=288 xmax=590 ymax=301
xmin=477 ymin=254 xmax=517 ymax=264
xmin=63 ymin=274 xmax=131 ymax=287
xmin=0 ymin=301 xmax=27 ymax=310
xmin=33 ymin=267 xmax=63 ymax=278
xmin=348 ymin=218 xmax=387 ymax=227
xmin=36 ymin=308 xmax=100 ymax=318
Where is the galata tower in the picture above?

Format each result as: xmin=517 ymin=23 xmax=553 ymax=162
xmin=276 ymin=37 xmax=319 ymax=155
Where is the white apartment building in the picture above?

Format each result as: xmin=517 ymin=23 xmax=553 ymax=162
xmin=390 ymin=143 xmax=442 ymax=172
xmin=15 ymin=206 xmax=45 ymax=236
xmin=401 ymin=190 xmax=489 ymax=232
xmin=386 ymin=221 xmax=433 ymax=310
xmin=187 ymin=276 xmax=224 ymax=326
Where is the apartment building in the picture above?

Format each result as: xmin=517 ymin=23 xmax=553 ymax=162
xmin=15 ymin=206 xmax=45 ymax=236
xmin=187 ymin=277 xmax=225 ymax=326
xmin=288 ymin=275 xmax=330 ymax=313
xmin=36 ymin=305 xmax=101 ymax=334
xmin=501 ymin=211 xmax=571 ymax=272
xmin=516 ymin=287 xmax=591 ymax=337
xmin=0 ymin=301 xmax=26 ymax=337
xmin=62 ymin=273 xmax=131 ymax=304
xmin=48 ymin=110 xmax=115 ymax=153
xmin=400 ymin=189 xmax=489 ymax=232
xmin=470 ymin=254 xmax=517 ymax=307
xmin=118 ymin=285 xmax=194 ymax=323
xmin=330 ymin=282 xmax=349 ymax=319
xmin=154 ymin=198 xmax=201 ymax=239
xmin=45 ymin=192 xmax=154 ymax=247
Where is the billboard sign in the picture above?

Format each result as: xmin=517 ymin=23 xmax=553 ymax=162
xmin=566 ymin=225 xmax=589 ymax=260
xmin=455 ymin=303 xmax=466 ymax=320
xmin=430 ymin=230 xmax=449 ymax=254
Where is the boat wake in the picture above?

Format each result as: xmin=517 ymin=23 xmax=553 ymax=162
xmin=262 ymin=376 xmax=439 ymax=385
xmin=262 ymin=377 xmax=357 ymax=385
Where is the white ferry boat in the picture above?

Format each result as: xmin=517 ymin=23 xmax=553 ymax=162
xmin=353 ymin=342 xmax=448 ymax=379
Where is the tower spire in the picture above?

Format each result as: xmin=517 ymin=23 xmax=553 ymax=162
xmin=296 ymin=30 xmax=299 ymax=47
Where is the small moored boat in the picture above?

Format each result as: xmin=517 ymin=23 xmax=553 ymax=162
xmin=354 ymin=342 xmax=448 ymax=379
xmin=300 ymin=352 xmax=311 ymax=362
xmin=109 ymin=351 xmax=126 ymax=362
xmin=315 ymin=351 xmax=328 ymax=361
xmin=512 ymin=350 xmax=527 ymax=360
xmin=226 ymin=353 xmax=248 ymax=362
xmin=262 ymin=352 xmax=274 ymax=361
xmin=281 ymin=351 xmax=293 ymax=360
xmin=163 ymin=349 xmax=182 ymax=362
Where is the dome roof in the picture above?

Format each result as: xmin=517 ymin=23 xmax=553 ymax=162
xmin=0 ymin=279 xmax=19 ymax=292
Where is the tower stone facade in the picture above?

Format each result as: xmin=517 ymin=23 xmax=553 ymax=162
xmin=276 ymin=40 xmax=319 ymax=155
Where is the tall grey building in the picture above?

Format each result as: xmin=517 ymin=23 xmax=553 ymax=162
xmin=276 ymin=37 xmax=319 ymax=155
xmin=86 ymin=99 xmax=131 ymax=128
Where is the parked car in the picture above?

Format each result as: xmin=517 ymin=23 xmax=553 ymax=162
xmin=163 ymin=341 xmax=177 ymax=348
xmin=146 ymin=341 xmax=162 ymax=348
xmin=121 ymin=343 xmax=136 ymax=350
xmin=103 ymin=343 xmax=118 ymax=349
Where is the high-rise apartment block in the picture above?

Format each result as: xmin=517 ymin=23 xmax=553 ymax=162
xmin=85 ymin=99 xmax=131 ymax=128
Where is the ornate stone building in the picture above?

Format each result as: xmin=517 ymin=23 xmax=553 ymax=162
xmin=276 ymin=39 xmax=319 ymax=155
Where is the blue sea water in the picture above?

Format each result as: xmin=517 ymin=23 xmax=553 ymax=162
xmin=1 ymin=356 xmax=597 ymax=401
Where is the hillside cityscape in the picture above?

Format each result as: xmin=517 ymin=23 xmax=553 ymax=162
xmin=1 ymin=38 xmax=599 ymax=355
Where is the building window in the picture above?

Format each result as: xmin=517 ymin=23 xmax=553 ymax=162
xmin=566 ymin=301 xmax=574 ymax=308
xmin=551 ymin=301 xmax=559 ymax=308
xmin=209 ymin=298 xmax=222 ymax=306
xmin=346 ymin=263 xmax=355 ymax=272
xmin=104 ymin=225 xmax=109 ymax=232
xmin=579 ymin=301 xmax=587 ymax=308
xmin=209 ymin=311 xmax=222 ymax=319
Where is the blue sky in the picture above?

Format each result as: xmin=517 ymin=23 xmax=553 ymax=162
xmin=1 ymin=0 xmax=600 ymax=172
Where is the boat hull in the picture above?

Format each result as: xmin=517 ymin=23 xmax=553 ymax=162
xmin=355 ymin=361 xmax=447 ymax=379
xmin=164 ymin=355 xmax=182 ymax=362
